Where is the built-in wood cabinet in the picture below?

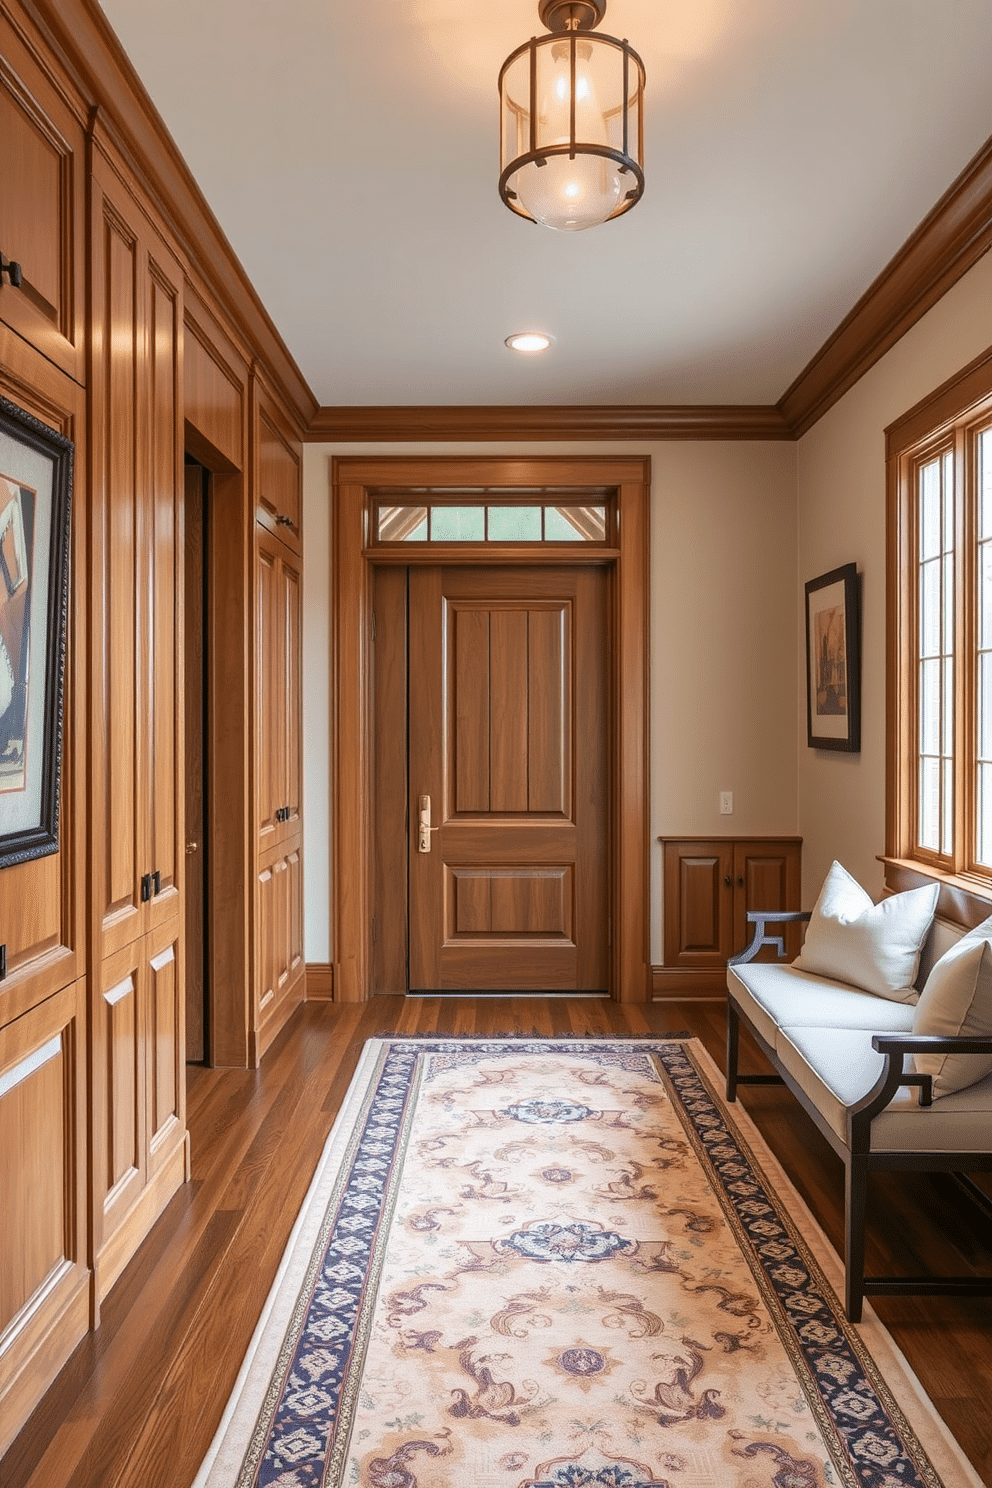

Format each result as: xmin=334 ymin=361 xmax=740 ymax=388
xmin=254 ymin=523 xmax=304 ymax=1061
xmin=657 ymin=836 xmax=802 ymax=996
xmin=87 ymin=133 xmax=188 ymax=1304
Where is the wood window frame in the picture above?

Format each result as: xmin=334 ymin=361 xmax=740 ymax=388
xmin=331 ymin=455 xmax=651 ymax=1003
xmin=886 ymin=341 xmax=992 ymax=921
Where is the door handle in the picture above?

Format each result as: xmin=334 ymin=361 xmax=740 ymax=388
xmin=417 ymin=794 xmax=440 ymax=853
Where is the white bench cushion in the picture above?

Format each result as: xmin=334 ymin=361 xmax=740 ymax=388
xmin=775 ymin=1024 xmax=992 ymax=1153
xmin=728 ymin=961 xmax=915 ymax=1049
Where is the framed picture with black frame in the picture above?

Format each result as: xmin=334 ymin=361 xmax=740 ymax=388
xmin=0 ymin=393 xmax=73 ymax=866
xmin=805 ymin=561 xmax=860 ymax=752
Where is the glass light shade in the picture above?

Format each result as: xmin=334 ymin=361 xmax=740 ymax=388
xmin=499 ymin=29 xmax=644 ymax=231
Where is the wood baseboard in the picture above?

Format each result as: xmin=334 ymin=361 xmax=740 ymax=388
xmin=305 ymin=962 xmax=334 ymax=1001
xmin=651 ymin=965 xmax=727 ymax=1000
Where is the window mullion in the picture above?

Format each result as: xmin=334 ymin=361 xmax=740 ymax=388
xmin=955 ymin=424 xmax=971 ymax=874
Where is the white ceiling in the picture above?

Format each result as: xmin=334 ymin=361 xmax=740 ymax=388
xmin=98 ymin=0 xmax=992 ymax=409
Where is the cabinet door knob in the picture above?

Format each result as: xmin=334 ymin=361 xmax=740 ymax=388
xmin=723 ymin=875 xmax=732 ymax=886
xmin=186 ymin=841 xmax=198 ymax=853
xmin=737 ymin=876 xmax=744 ymax=887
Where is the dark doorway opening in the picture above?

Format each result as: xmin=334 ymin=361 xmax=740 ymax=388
xmin=184 ymin=456 xmax=210 ymax=1061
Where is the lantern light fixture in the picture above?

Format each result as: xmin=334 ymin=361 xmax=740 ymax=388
xmin=498 ymin=0 xmax=645 ymax=232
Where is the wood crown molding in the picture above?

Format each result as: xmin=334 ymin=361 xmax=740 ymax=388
xmin=27 ymin=0 xmax=316 ymax=429
xmin=306 ymin=404 xmax=792 ymax=443
xmin=779 ymin=134 xmax=992 ymax=439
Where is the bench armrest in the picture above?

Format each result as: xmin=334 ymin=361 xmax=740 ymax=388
xmin=849 ymin=1033 xmax=992 ymax=1144
xmin=728 ymin=910 xmax=811 ymax=967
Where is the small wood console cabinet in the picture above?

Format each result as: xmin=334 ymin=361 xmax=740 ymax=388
xmin=657 ymin=836 xmax=802 ymax=997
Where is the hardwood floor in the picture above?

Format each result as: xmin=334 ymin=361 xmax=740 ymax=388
xmin=3 ymin=995 xmax=990 ymax=1487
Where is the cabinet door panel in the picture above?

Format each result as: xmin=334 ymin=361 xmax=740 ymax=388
xmin=281 ymin=555 xmax=302 ymax=828
xmin=146 ymin=265 xmax=183 ymax=930
xmin=146 ymin=926 xmax=183 ymax=1173
xmin=256 ymin=398 xmax=301 ymax=546
xmin=256 ymin=543 xmax=279 ymax=849
xmin=663 ymin=841 xmax=733 ymax=964
xmin=95 ymin=947 xmax=144 ymax=1240
xmin=0 ymin=14 xmax=85 ymax=378
xmin=93 ymin=197 xmax=143 ymax=953
xmin=256 ymin=862 xmax=276 ymax=1020
xmin=90 ymin=149 xmax=185 ymax=957
xmin=0 ymin=980 xmax=88 ymax=1457
xmin=286 ymin=846 xmax=303 ymax=988
xmin=734 ymin=841 xmax=803 ymax=958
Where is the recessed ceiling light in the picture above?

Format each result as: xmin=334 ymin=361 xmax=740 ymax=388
xmin=506 ymin=332 xmax=554 ymax=353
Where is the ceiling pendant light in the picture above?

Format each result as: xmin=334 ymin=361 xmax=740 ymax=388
xmin=499 ymin=0 xmax=645 ymax=232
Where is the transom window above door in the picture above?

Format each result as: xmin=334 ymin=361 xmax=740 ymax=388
xmin=373 ymin=493 xmax=611 ymax=545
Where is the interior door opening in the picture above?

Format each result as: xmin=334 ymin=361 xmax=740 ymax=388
xmin=184 ymin=456 xmax=209 ymax=1061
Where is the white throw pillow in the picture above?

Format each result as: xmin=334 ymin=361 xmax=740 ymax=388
xmin=912 ymin=915 xmax=992 ymax=1098
xmin=794 ymin=861 xmax=938 ymax=1002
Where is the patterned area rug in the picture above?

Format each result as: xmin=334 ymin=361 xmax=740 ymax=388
xmin=193 ymin=1039 xmax=982 ymax=1488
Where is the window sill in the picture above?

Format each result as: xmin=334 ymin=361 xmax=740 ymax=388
xmin=879 ymin=855 xmax=992 ymax=930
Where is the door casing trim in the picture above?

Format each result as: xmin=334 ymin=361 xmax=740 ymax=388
xmin=331 ymin=455 xmax=651 ymax=1003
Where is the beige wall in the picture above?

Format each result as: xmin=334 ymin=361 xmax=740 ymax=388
xmin=796 ymin=249 xmax=992 ymax=903
xmin=302 ymin=440 xmax=798 ymax=969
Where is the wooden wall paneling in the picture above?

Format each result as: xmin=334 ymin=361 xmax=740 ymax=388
xmin=0 ymin=978 xmax=89 ymax=1458
xmin=183 ymin=286 xmax=245 ymax=473
xmin=0 ymin=330 xmax=87 ymax=1029
xmin=0 ymin=7 xmax=87 ymax=382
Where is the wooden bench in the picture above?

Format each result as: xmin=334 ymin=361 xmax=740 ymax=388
xmin=726 ymin=909 xmax=992 ymax=1321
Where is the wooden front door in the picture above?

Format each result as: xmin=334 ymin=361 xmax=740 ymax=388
xmin=407 ymin=565 xmax=609 ymax=991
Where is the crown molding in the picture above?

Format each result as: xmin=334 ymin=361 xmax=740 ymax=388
xmin=779 ymin=133 xmax=992 ymax=439
xmin=27 ymin=0 xmax=317 ymax=430
xmin=305 ymin=403 xmax=792 ymax=443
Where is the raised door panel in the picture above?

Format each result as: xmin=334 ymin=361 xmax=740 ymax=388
xmin=94 ymin=943 xmax=144 ymax=1244
xmin=0 ymin=979 xmax=88 ymax=1457
xmin=146 ymin=264 xmax=183 ymax=934
xmin=145 ymin=925 xmax=184 ymax=1179
xmin=255 ymin=539 xmax=279 ymax=852
xmin=0 ymin=13 xmax=85 ymax=379
xmin=255 ymin=862 xmax=277 ymax=1026
xmin=286 ymin=846 xmax=303 ymax=988
xmin=280 ymin=553 xmax=302 ymax=833
xmin=734 ymin=839 xmax=803 ymax=958
xmin=255 ymin=398 xmax=301 ymax=548
xmin=90 ymin=190 xmax=144 ymax=955
xmin=662 ymin=840 xmax=734 ymax=966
